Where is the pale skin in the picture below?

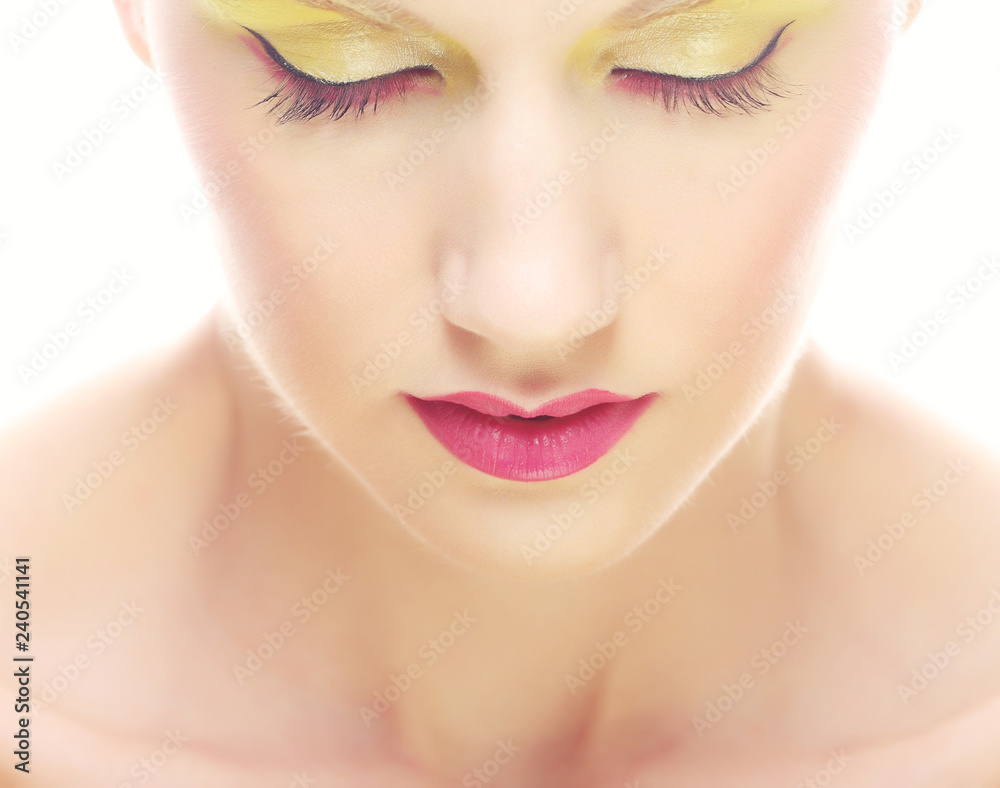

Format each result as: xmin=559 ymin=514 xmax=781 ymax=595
xmin=4 ymin=0 xmax=1000 ymax=784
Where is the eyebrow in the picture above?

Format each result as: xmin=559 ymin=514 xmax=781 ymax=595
xmin=289 ymin=0 xmax=721 ymax=30
xmin=289 ymin=0 xmax=430 ymax=31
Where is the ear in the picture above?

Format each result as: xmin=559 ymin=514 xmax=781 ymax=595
xmin=899 ymin=0 xmax=922 ymax=33
xmin=111 ymin=0 xmax=154 ymax=69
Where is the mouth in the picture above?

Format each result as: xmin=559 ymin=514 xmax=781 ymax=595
xmin=403 ymin=389 xmax=657 ymax=482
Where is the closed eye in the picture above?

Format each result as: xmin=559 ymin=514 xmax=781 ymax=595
xmin=241 ymin=27 xmax=442 ymax=124
xmin=610 ymin=21 xmax=798 ymax=116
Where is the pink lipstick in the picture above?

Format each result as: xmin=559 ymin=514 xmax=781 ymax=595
xmin=404 ymin=389 xmax=656 ymax=482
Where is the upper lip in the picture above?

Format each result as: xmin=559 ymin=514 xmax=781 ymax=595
xmin=409 ymin=389 xmax=640 ymax=419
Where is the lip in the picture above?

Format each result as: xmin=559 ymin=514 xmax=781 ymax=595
xmin=404 ymin=389 xmax=657 ymax=482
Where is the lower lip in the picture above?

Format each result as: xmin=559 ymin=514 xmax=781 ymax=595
xmin=404 ymin=395 xmax=656 ymax=482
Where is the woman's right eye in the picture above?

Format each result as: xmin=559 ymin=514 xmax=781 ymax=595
xmin=241 ymin=27 xmax=443 ymax=124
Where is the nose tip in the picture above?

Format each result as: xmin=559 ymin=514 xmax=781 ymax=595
xmin=440 ymin=226 xmax=622 ymax=355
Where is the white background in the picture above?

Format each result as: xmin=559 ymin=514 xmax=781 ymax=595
xmin=1 ymin=0 xmax=998 ymax=452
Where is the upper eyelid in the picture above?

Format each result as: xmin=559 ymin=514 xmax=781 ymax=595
xmin=614 ymin=20 xmax=795 ymax=81
xmin=242 ymin=26 xmax=436 ymax=84
xmin=242 ymin=17 xmax=794 ymax=89
xmin=243 ymin=27 xmax=322 ymax=81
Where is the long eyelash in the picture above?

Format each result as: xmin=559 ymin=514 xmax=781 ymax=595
xmin=612 ymin=61 xmax=796 ymax=116
xmin=256 ymin=69 xmax=429 ymax=124
xmin=241 ymin=27 xmax=435 ymax=124
xmin=611 ymin=21 xmax=798 ymax=116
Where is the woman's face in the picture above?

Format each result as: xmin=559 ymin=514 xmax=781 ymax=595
xmin=143 ymin=0 xmax=897 ymax=577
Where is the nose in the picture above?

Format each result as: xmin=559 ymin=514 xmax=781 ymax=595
xmin=439 ymin=70 xmax=624 ymax=356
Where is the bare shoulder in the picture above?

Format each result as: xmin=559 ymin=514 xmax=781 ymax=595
xmin=0 ymin=314 xmax=233 ymax=555
xmin=777 ymin=343 xmax=1000 ymax=742
xmin=789 ymin=343 xmax=1000 ymax=571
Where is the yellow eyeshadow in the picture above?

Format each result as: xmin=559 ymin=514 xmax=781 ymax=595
xmin=197 ymin=0 xmax=475 ymax=86
xmin=572 ymin=0 xmax=835 ymax=83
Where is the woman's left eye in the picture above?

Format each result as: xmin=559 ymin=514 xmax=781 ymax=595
xmin=610 ymin=22 xmax=797 ymax=117
xmin=243 ymin=27 xmax=442 ymax=124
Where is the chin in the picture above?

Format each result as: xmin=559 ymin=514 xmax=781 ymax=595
xmin=381 ymin=453 xmax=688 ymax=581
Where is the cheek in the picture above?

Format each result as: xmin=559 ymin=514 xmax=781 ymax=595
xmin=213 ymin=166 xmax=436 ymax=424
xmin=150 ymin=6 xmax=443 ymax=401
xmin=608 ymin=9 xmax=890 ymax=390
